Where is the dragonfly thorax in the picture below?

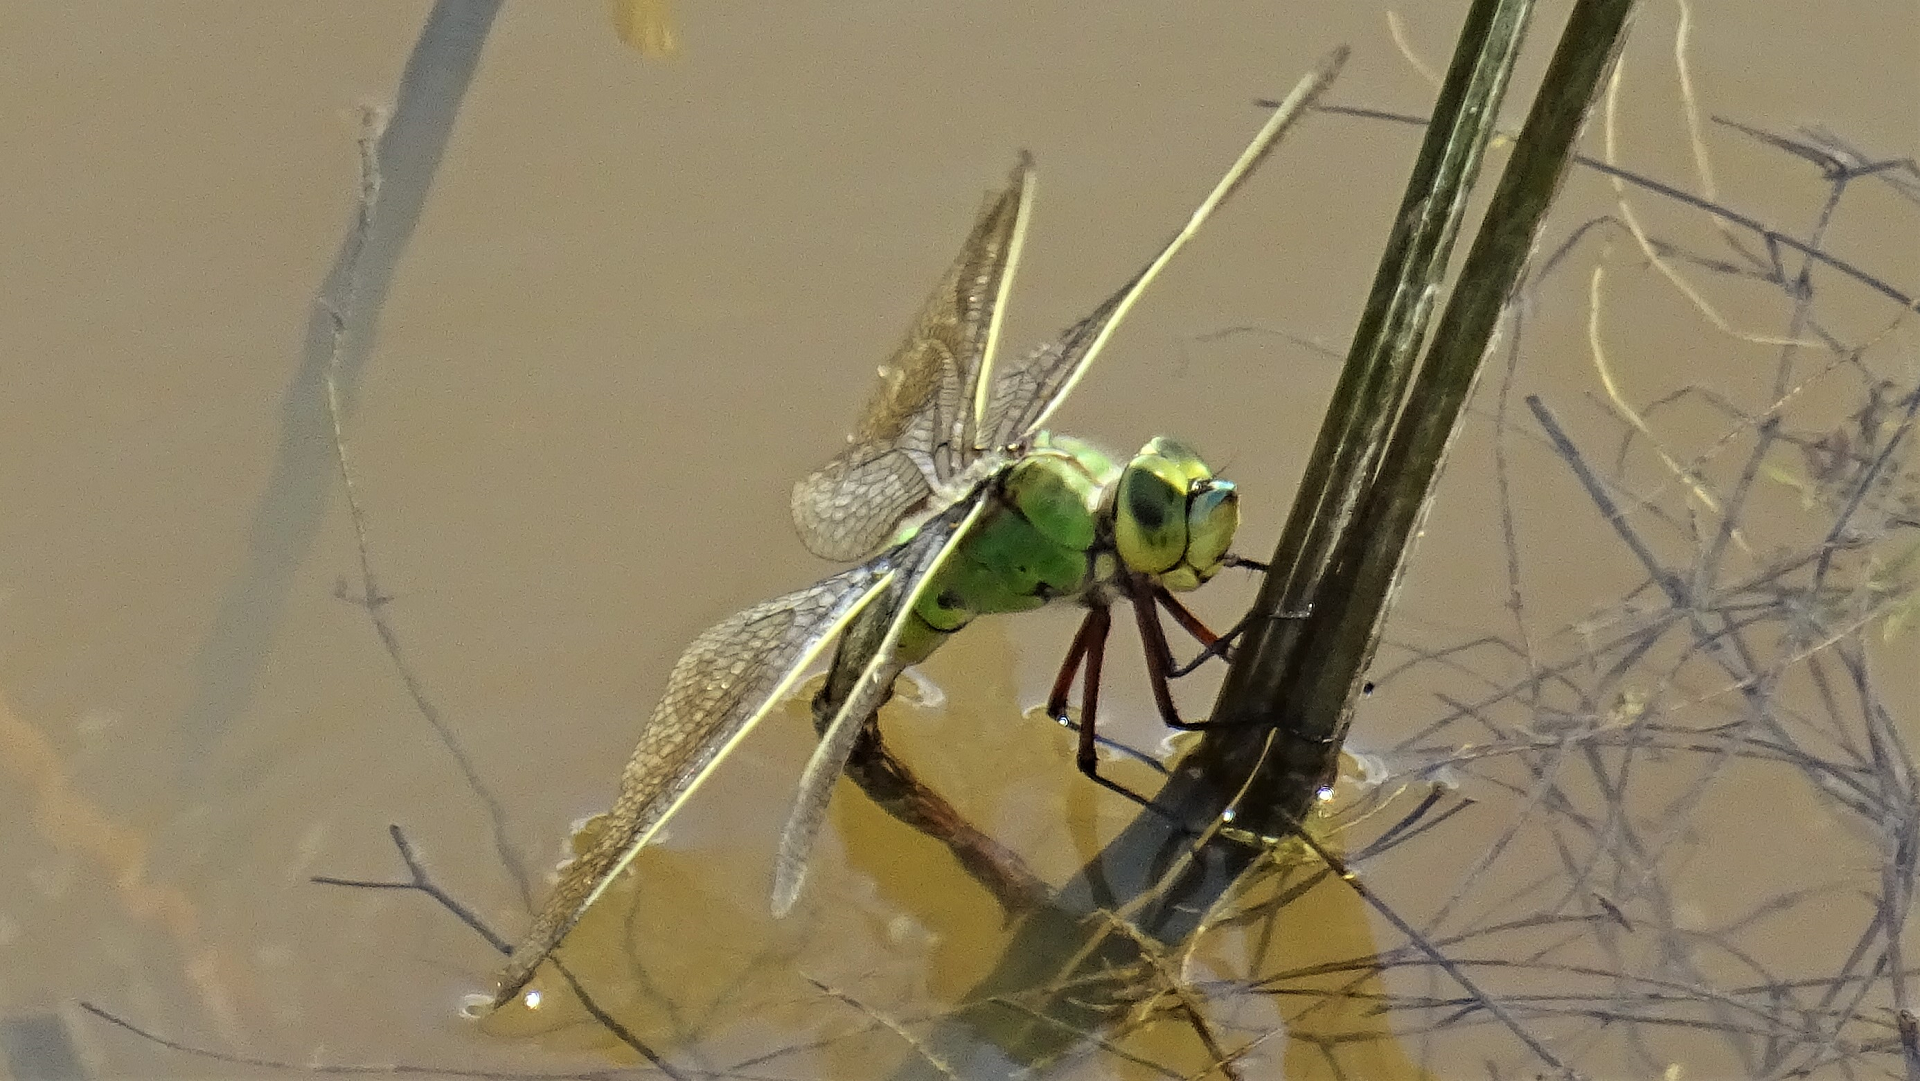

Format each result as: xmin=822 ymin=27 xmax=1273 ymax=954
xmin=895 ymin=433 xmax=1236 ymax=664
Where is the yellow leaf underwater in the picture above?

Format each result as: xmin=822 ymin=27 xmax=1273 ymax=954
xmin=610 ymin=0 xmax=679 ymax=58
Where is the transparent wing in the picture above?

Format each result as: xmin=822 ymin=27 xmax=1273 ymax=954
xmin=490 ymin=562 xmax=896 ymax=1007
xmin=791 ymin=157 xmax=1034 ymax=562
xmin=982 ymin=91 xmax=1308 ymax=446
xmin=770 ymin=496 xmax=990 ymax=915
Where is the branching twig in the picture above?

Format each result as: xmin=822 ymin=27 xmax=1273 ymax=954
xmin=311 ymin=825 xmax=688 ymax=1079
xmin=321 ymin=103 xmax=533 ymax=911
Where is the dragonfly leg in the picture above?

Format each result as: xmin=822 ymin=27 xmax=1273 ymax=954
xmin=1166 ymin=612 xmax=1251 ymax=678
xmin=1128 ymin=578 xmax=1216 ymax=731
xmin=1073 ymin=604 xmax=1111 ymax=772
xmin=1168 ymin=628 xmax=1240 ymax=677
xmin=1161 ymin=585 xmax=1316 ymax=679
xmin=1153 ymin=584 xmax=1221 ymax=648
xmin=1153 ymin=586 xmax=1233 ymax=681
xmin=1045 ymin=605 xmax=1170 ymax=803
xmin=1045 ymin=607 xmax=1102 ymax=724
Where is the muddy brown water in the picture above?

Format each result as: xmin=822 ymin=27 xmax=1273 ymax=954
xmin=2 ymin=3 xmax=1915 ymax=1078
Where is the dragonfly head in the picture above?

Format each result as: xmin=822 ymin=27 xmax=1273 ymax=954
xmin=1113 ymin=437 xmax=1238 ymax=592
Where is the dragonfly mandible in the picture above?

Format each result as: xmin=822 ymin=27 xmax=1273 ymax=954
xmin=489 ymin=98 xmax=1301 ymax=1010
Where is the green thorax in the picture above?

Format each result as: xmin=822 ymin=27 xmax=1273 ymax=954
xmin=896 ymin=432 xmax=1239 ymax=664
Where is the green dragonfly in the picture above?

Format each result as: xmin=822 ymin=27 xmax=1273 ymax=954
xmin=490 ymin=98 xmax=1305 ymax=1010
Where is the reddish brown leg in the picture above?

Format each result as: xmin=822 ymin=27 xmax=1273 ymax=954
xmin=1074 ymin=606 xmax=1164 ymax=806
xmin=1073 ymin=605 xmax=1110 ymax=774
xmin=1155 ymin=584 xmax=1260 ymax=678
xmin=1128 ymin=578 xmax=1211 ymax=731
xmin=1046 ymin=606 xmax=1103 ymax=723
xmin=1044 ymin=605 xmax=1162 ymax=806
xmin=1153 ymin=584 xmax=1221 ymax=649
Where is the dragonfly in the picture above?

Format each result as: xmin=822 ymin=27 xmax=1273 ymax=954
xmin=489 ymin=94 xmax=1309 ymax=1010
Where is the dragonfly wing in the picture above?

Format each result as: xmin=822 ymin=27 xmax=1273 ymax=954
xmin=770 ymin=496 xmax=990 ymax=915
xmin=491 ymin=562 xmax=896 ymax=1008
xmin=791 ymin=157 xmax=1034 ymax=561
xmin=983 ymin=93 xmax=1308 ymax=445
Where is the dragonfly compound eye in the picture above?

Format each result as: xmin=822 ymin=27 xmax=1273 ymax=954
xmin=1184 ymin=480 xmax=1239 ymax=584
xmin=1116 ymin=441 xmax=1198 ymax=575
xmin=1116 ymin=438 xmax=1235 ymax=590
xmin=1115 ymin=461 xmax=1186 ymax=575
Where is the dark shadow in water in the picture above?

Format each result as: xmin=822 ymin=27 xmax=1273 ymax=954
xmin=174 ymin=0 xmax=504 ymax=791
xmin=0 ymin=1015 xmax=87 ymax=1081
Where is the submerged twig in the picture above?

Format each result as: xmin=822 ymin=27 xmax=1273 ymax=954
xmin=311 ymin=824 xmax=511 ymax=955
xmin=806 ymin=976 xmax=961 ymax=1081
xmin=310 ymin=825 xmax=687 ymax=1079
xmin=78 ymin=1000 xmax=622 ymax=1081
xmin=320 ymin=102 xmax=532 ymax=911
